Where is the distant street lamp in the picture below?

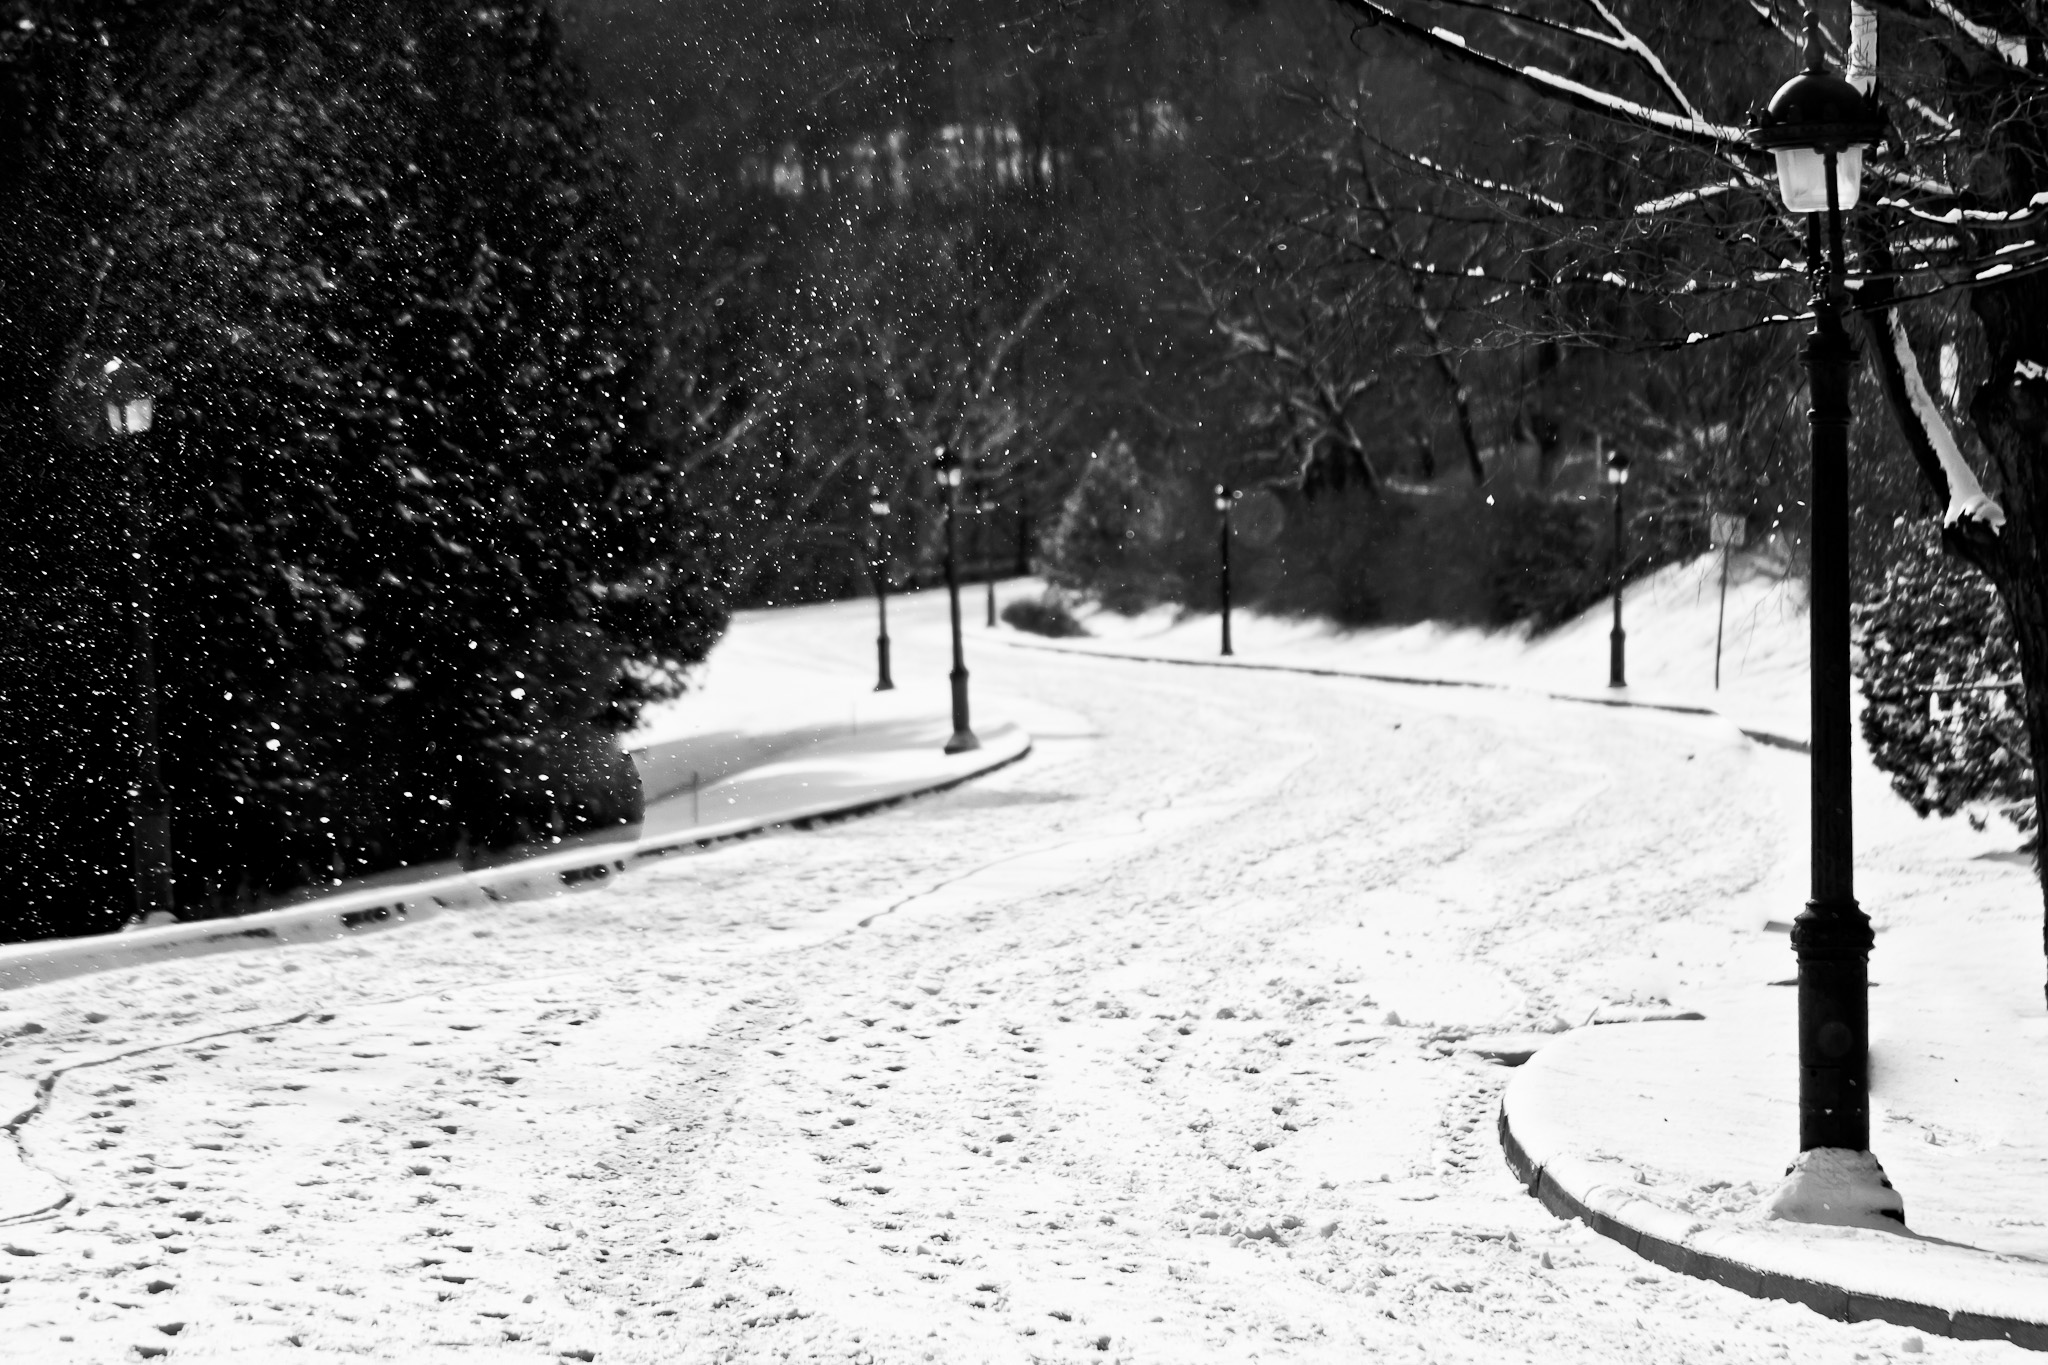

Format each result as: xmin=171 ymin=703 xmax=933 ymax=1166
xmin=979 ymin=489 xmax=998 ymax=628
xmin=1749 ymin=9 xmax=1894 ymax=1181
xmin=936 ymin=446 xmax=979 ymax=753
xmin=1606 ymin=449 xmax=1630 ymax=688
xmin=866 ymin=485 xmax=894 ymax=692
xmin=1214 ymin=483 xmax=1235 ymax=657
xmin=103 ymin=356 xmax=175 ymax=923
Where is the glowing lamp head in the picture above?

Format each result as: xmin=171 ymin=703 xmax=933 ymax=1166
xmin=101 ymin=357 xmax=161 ymax=436
xmin=1746 ymin=10 xmax=1886 ymax=213
xmin=1606 ymin=450 xmax=1631 ymax=487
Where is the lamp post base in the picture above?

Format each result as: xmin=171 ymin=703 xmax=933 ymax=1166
xmin=945 ymin=668 xmax=978 ymax=754
xmin=1609 ymin=627 xmax=1626 ymax=688
xmin=1792 ymin=899 xmax=1875 ymax=1150
xmin=875 ymin=635 xmax=894 ymax=692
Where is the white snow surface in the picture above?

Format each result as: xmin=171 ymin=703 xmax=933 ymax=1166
xmin=1020 ymin=552 xmax=1816 ymax=743
xmin=0 ymin=569 xmax=2040 ymax=1362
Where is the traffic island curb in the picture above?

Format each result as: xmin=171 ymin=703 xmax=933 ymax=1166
xmin=1497 ymin=1090 xmax=2048 ymax=1350
xmin=0 ymin=725 xmax=1032 ymax=995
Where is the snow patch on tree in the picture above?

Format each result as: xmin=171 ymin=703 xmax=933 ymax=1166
xmin=1885 ymin=313 xmax=2005 ymax=533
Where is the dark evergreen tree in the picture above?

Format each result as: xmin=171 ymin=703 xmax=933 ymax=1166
xmin=0 ymin=0 xmax=731 ymax=939
xmin=1041 ymin=439 xmax=1166 ymax=613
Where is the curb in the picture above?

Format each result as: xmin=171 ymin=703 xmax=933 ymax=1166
xmin=0 ymin=727 xmax=1033 ymax=995
xmin=630 ymin=730 xmax=1034 ymax=864
xmin=994 ymin=634 xmax=1811 ymax=753
xmin=1496 ymin=1100 xmax=2048 ymax=1350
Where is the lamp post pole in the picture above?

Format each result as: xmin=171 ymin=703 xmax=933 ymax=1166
xmin=1214 ymin=483 xmax=1234 ymax=657
xmin=938 ymin=447 xmax=978 ymax=753
xmin=1607 ymin=449 xmax=1630 ymax=688
xmin=1795 ymin=157 xmax=1870 ymax=1156
xmin=867 ymin=485 xmax=894 ymax=692
xmin=104 ymin=358 xmax=174 ymax=923
xmin=982 ymin=492 xmax=997 ymax=628
xmin=1749 ymin=8 xmax=1892 ymax=1185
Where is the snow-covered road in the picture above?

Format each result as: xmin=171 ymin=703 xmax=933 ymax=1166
xmin=0 ymin=591 xmax=2011 ymax=1363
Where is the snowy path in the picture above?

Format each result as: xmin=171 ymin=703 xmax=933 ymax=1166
xmin=0 ymin=593 xmax=2012 ymax=1362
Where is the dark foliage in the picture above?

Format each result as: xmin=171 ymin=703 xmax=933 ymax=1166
xmin=1039 ymin=440 xmax=1174 ymax=613
xmin=1041 ymin=433 xmax=1700 ymax=633
xmin=1000 ymin=594 xmax=1088 ymax=639
xmin=0 ymin=1 xmax=730 ymax=940
xmin=1859 ymin=521 xmax=2034 ymax=836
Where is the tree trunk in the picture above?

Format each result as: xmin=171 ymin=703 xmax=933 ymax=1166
xmin=1968 ymin=266 xmax=2048 ymax=1009
xmin=1862 ymin=219 xmax=2048 ymax=1009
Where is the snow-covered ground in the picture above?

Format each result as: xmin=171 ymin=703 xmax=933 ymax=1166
xmin=1019 ymin=550 xmax=1816 ymax=742
xmin=0 ymin=566 xmax=2038 ymax=1363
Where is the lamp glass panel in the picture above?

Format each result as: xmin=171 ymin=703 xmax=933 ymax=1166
xmin=105 ymin=401 xmax=124 ymax=435
xmin=1772 ymin=145 xmax=1863 ymax=213
xmin=125 ymin=397 xmax=155 ymax=433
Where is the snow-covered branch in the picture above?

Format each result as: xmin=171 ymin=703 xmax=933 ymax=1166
xmin=1884 ymin=311 xmax=2006 ymax=532
xmin=1882 ymin=189 xmax=2048 ymax=228
xmin=1329 ymin=0 xmax=1745 ymax=152
xmin=1925 ymin=0 xmax=2032 ymax=69
xmin=1847 ymin=3 xmax=1879 ymax=92
xmin=1582 ymin=0 xmax=1705 ymax=123
xmin=1349 ymin=132 xmax=1568 ymax=215
xmin=1630 ymin=179 xmax=1744 ymax=217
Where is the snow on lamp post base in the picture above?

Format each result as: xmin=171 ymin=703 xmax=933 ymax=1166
xmin=1749 ymin=7 xmax=1901 ymax=1225
xmin=1767 ymin=1148 xmax=1905 ymax=1231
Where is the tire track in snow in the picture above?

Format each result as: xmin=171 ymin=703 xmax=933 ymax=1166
xmin=855 ymin=750 xmax=1317 ymax=933
xmin=2 ymin=1011 xmax=316 ymax=1227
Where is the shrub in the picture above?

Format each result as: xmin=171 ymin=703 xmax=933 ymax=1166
xmin=1001 ymin=595 xmax=1090 ymax=638
xmin=1858 ymin=520 xmax=2034 ymax=835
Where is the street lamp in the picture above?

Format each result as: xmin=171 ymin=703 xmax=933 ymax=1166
xmin=1749 ymin=8 xmax=1899 ymax=1215
xmin=1605 ymin=448 xmax=1630 ymax=688
xmin=866 ymin=485 xmax=895 ymax=692
xmin=103 ymin=356 xmax=175 ymax=924
xmin=936 ymin=446 xmax=979 ymax=754
xmin=1214 ymin=483 xmax=1235 ymax=657
xmin=979 ymin=488 xmax=998 ymax=628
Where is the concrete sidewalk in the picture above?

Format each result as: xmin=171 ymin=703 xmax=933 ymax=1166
xmin=1499 ymin=1002 xmax=2048 ymax=1349
xmin=0 ymin=714 xmax=1030 ymax=995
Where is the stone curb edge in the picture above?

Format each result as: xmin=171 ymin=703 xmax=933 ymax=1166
xmin=629 ymin=729 xmax=1033 ymax=863
xmin=0 ymin=730 xmax=1032 ymax=995
xmin=993 ymin=635 xmax=1810 ymax=753
xmin=1495 ymin=1100 xmax=2048 ymax=1351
